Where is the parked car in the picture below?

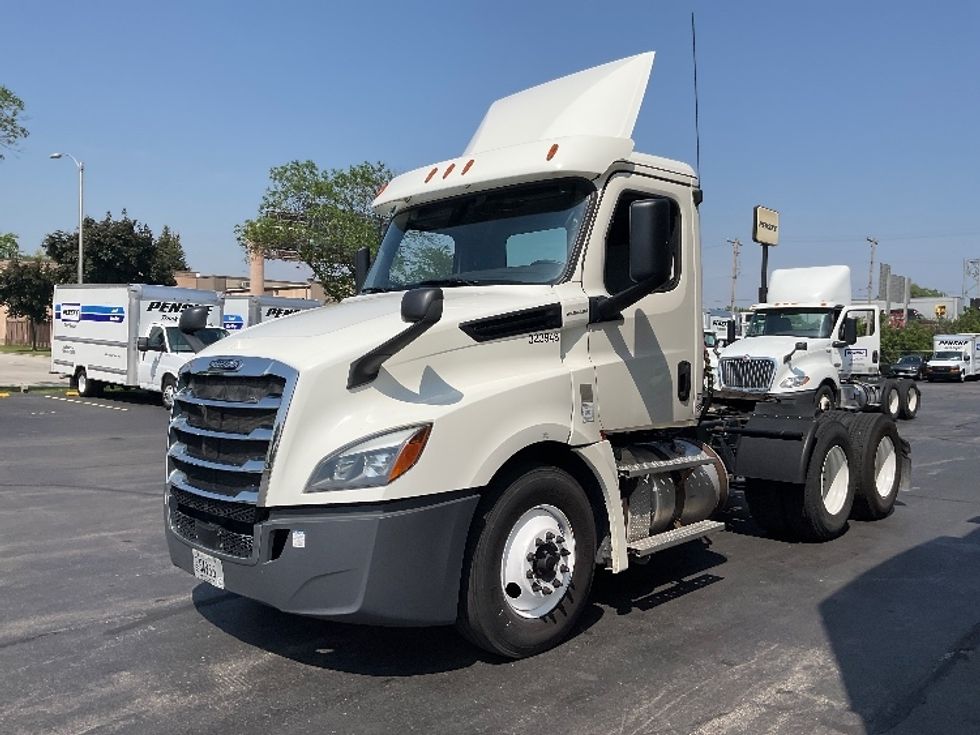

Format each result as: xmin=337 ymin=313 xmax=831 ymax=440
xmin=888 ymin=354 xmax=927 ymax=380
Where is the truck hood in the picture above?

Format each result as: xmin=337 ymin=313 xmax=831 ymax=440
xmin=197 ymin=286 xmax=560 ymax=371
xmin=718 ymin=335 xmax=829 ymax=362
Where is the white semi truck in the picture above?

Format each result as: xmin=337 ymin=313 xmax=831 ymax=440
xmin=222 ymin=294 xmax=321 ymax=332
xmin=926 ymin=333 xmax=980 ymax=382
xmin=163 ymin=53 xmax=912 ymax=657
xmin=715 ymin=266 xmax=921 ymax=420
xmin=51 ymin=284 xmax=226 ymax=408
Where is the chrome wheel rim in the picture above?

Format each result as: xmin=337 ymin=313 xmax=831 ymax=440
xmin=874 ymin=435 xmax=897 ymax=499
xmin=907 ymin=388 xmax=918 ymax=413
xmin=500 ymin=504 xmax=575 ymax=618
xmin=821 ymin=445 xmax=850 ymax=515
xmin=888 ymin=389 xmax=899 ymax=415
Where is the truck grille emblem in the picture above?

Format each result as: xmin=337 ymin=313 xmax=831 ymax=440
xmin=208 ymin=359 xmax=242 ymax=372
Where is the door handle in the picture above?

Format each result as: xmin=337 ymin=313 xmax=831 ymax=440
xmin=677 ymin=361 xmax=691 ymax=402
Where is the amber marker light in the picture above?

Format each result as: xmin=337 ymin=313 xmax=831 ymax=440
xmin=442 ymin=163 xmax=456 ymax=179
xmin=425 ymin=167 xmax=439 ymax=183
xmin=461 ymin=159 xmax=475 ymax=175
xmin=546 ymin=143 xmax=559 ymax=161
xmin=389 ymin=425 xmax=432 ymax=482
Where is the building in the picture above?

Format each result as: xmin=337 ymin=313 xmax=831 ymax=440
xmin=173 ymin=271 xmax=327 ymax=302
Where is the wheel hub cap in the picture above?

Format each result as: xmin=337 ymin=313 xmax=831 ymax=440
xmin=501 ymin=504 xmax=576 ymax=618
xmin=821 ymin=445 xmax=850 ymax=515
xmin=874 ymin=435 xmax=897 ymax=499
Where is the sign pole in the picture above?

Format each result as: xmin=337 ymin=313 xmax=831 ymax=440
xmin=759 ymin=244 xmax=769 ymax=303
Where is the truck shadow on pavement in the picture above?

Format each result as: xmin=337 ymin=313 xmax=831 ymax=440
xmin=819 ymin=518 xmax=980 ymax=733
xmin=191 ymin=585 xmax=606 ymax=674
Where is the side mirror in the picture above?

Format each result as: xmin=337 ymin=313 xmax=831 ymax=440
xmin=137 ymin=337 xmax=149 ymax=352
xmin=726 ymin=320 xmax=736 ymax=344
xmin=401 ymin=287 xmax=443 ymax=325
xmin=842 ymin=317 xmax=858 ymax=345
xmin=628 ymin=199 xmax=673 ymax=287
xmin=354 ymin=247 xmax=372 ymax=293
xmin=179 ymin=305 xmax=210 ymax=334
xmin=795 ymin=341 xmax=808 ymax=352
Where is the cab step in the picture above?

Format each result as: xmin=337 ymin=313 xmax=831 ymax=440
xmin=618 ymin=452 xmax=715 ymax=478
xmin=627 ymin=520 xmax=726 ymax=557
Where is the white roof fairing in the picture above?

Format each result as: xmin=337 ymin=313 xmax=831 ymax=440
xmin=373 ymin=52 xmax=661 ymax=214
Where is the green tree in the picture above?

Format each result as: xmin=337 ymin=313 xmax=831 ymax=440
xmin=0 ymin=256 xmax=56 ymax=349
xmin=0 ymin=86 xmax=29 ymax=159
xmin=42 ymin=211 xmax=188 ymax=285
xmin=880 ymin=321 xmax=936 ymax=364
xmin=237 ymin=160 xmax=393 ymax=301
xmin=951 ymin=308 xmax=980 ymax=334
xmin=910 ymin=282 xmax=945 ymax=298
xmin=0 ymin=232 xmax=18 ymax=259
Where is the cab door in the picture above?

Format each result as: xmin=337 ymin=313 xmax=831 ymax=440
xmin=137 ymin=326 xmax=166 ymax=388
xmin=839 ymin=307 xmax=878 ymax=378
xmin=585 ymin=172 xmax=699 ymax=431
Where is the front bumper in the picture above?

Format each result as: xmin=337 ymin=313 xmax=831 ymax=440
xmin=166 ymin=490 xmax=479 ymax=626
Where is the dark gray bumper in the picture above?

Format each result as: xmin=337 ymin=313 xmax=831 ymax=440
xmin=166 ymin=491 xmax=479 ymax=626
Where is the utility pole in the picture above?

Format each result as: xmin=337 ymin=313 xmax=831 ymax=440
xmin=726 ymin=238 xmax=741 ymax=312
xmin=866 ymin=236 xmax=878 ymax=303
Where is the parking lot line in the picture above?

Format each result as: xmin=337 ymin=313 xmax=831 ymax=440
xmin=43 ymin=395 xmax=129 ymax=411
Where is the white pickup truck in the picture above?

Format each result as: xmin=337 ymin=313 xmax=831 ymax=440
xmin=715 ymin=266 xmax=920 ymax=420
xmin=162 ymin=53 xmax=912 ymax=657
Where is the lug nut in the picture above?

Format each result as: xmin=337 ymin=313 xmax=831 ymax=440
xmin=526 ymin=570 xmax=534 ymax=579
xmin=546 ymin=531 xmax=555 ymax=541
xmin=553 ymin=578 xmax=563 ymax=588
xmin=531 ymin=582 xmax=542 ymax=592
xmin=560 ymin=548 xmax=571 ymax=557
xmin=560 ymin=564 xmax=569 ymax=573
xmin=556 ymin=536 xmax=565 ymax=544
xmin=542 ymin=586 xmax=553 ymax=595
xmin=526 ymin=553 xmax=536 ymax=562
xmin=535 ymin=537 xmax=545 ymax=547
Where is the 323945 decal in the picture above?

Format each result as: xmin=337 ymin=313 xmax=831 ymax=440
xmin=528 ymin=332 xmax=560 ymax=345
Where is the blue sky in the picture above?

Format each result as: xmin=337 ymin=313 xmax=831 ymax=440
xmin=1 ymin=1 xmax=977 ymax=306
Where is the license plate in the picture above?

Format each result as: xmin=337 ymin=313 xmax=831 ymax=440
xmin=192 ymin=548 xmax=225 ymax=589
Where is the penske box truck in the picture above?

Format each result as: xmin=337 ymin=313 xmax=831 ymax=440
xmin=926 ymin=334 xmax=980 ymax=382
xmin=222 ymin=295 xmax=321 ymax=332
xmin=51 ymin=284 xmax=226 ymax=407
xmin=163 ymin=53 xmax=912 ymax=658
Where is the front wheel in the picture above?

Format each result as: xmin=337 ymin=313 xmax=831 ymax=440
xmin=457 ymin=465 xmax=597 ymax=658
xmin=161 ymin=375 xmax=177 ymax=410
xmin=813 ymin=384 xmax=837 ymax=414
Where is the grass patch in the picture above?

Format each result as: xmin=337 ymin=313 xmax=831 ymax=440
xmin=0 ymin=345 xmax=51 ymax=357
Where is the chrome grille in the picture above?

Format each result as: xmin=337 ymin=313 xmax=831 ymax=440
xmin=167 ymin=357 xmax=297 ymax=557
xmin=719 ymin=357 xmax=776 ymax=392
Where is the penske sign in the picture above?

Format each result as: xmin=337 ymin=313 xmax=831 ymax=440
xmin=753 ymin=205 xmax=780 ymax=246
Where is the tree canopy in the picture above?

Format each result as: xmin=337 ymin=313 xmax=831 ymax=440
xmin=236 ymin=160 xmax=393 ymax=301
xmin=910 ymin=282 xmax=945 ymax=298
xmin=42 ymin=211 xmax=189 ymax=285
xmin=0 ymin=86 xmax=29 ymax=159
xmin=0 ymin=256 xmax=56 ymax=349
xmin=0 ymin=232 xmax=18 ymax=260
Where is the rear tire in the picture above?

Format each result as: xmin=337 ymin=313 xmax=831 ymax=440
xmin=457 ymin=465 xmax=596 ymax=658
xmin=899 ymin=381 xmax=920 ymax=420
xmin=879 ymin=380 xmax=901 ymax=420
xmin=75 ymin=369 xmax=102 ymax=397
xmin=839 ymin=413 xmax=902 ymax=520
xmin=782 ymin=420 xmax=856 ymax=541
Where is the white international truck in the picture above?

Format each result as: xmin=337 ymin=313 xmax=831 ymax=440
xmin=163 ymin=53 xmax=912 ymax=658
xmin=715 ymin=266 xmax=921 ymax=421
xmin=926 ymin=333 xmax=980 ymax=382
xmin=51 ymin=284 xmax=226 ymax=408
xmin=222 ymin=294 xmax=321 ymax=332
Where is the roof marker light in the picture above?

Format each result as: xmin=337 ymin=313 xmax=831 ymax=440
xmin=442 ymin=163 xmax=456 ymax=179
xmin=425 ymin=167 xmax=439 ymax=183
xmin=461 ymin=159 xmax=475 ymax=175
xmin=546 ymin=143 xmax=559 ymax=161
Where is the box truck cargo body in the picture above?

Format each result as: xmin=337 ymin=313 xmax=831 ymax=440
xmin=927 ymin=334 xmax=980 ymax=382
xmin=222 ymin=295 xmax=321 ymax=331
xmin=51 ymin=284 xmax=225 ymax=405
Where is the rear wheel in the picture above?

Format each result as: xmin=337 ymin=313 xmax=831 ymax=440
xmin=899 ymin=381 xmax=920 ymax=420
xmin=879 ymin=380 xmax=901 ymax=420
xmin=75 ymin=368 xmax=101 ymax=397
xmin=840 ymin=413 xmax=902 ymax=520
xmin=457 ymin=465 xmax=596 ymax=658
xmin=783 ymin=420 xmax=856 ymax=541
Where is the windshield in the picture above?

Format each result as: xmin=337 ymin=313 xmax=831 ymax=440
xmin=897 ymin=356 xmax=920 ymax=365
xmin=363 ymin=179 xmax=594 ymax=292
xmin=166 ymin=327 xmax=228 ymax=353
xmin=933 ymin=351 xmax=964 ymax=361
xmin=746 ymin=308 xmax=838 ymax=338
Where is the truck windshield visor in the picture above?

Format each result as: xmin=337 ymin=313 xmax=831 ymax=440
xmin=747 ymin=308 xmax=836 ymax=338
xmin=363 ymin=178 xmax=594 ymax=291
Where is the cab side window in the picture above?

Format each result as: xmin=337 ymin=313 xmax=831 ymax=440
xmin=147 ymin=327 xmax=165 ymax=351
xmin=843 ymin=310 xmax=875 ymax=338
xmin=603 ymin=192 xmax=680 ymax=295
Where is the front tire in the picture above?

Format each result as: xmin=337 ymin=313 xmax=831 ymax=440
xmin=161 ymin=375 xmax=177 ymax=410
xmin=813 ymin=383 xmax=837 ymax=414
xmin=457 ymin=465 xmax=597 ymax=658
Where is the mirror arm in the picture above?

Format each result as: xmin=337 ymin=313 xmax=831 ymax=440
xmin=589 ymin=274 xmax=665 ymax=323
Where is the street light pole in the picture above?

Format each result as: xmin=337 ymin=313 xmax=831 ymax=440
xmin=866 ymin=236 xmax=878 ymax=304
xmin=50 ymin=152 xmax=85 ymax=284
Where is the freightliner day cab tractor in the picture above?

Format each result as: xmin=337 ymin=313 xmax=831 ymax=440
xmin=164 ymin=53 xmax=912 ymax=658
xmin=715 ymin=266 xmax=921 ymax=421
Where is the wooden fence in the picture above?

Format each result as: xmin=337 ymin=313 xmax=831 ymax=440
xmin=4 ymin=318 xmax=52 ymax=348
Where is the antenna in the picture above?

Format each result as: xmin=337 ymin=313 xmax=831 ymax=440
xmin=691 ymin=12 xmax=701 ymax=179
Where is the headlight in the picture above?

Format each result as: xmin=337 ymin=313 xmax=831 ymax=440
xmin=779 ymin=374 xmax=811 ymax=389
xmin=305 ymin=424 xmax=432 ymax=492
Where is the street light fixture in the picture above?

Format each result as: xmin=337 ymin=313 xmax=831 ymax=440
xmin=50 ymin=152 xmax=85 ymax=284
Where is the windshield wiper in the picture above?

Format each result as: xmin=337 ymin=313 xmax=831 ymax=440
xmin=360 ymin=286 xmax=401 ymax=294
xmin=409 ymin=278 xmax=483 ymax=288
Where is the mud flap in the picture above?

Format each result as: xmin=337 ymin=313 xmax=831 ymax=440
xmin=732 ymin=409 xmax=821 ymax=484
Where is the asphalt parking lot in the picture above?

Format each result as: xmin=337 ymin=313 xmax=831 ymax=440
xmin=2 ymin=383 xmax=979 ymax=735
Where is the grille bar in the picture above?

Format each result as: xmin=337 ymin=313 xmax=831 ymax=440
xmin=175 ymin=393 xmax=282 ymax=410
xmin=719 ymin=357 xmax=776 ymax=392
xmin=169 ymin=443 xmax=265 ymax=473
xmin=171 ymin=415 xmax=273 ymax=443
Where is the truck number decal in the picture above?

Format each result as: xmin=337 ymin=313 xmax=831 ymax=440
xmin=528 ymin=332 xmax=560 ymax=345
